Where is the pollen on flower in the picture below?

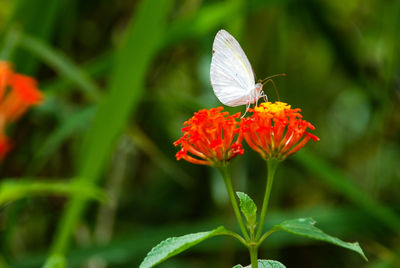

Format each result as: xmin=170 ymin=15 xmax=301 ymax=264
xmin=241 ymin=101 xmax=319 ymax=161
xmin=254 ymin=101 xmax=291 ymax=113
xmin=0 ymin=61 xmax=43 ymax=160
xmin=174 ymin=107 xmax=244 ymax=167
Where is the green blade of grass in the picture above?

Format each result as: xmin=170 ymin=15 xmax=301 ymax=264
xmin=17 ymin=31 xmax=101 ymax=101
xmin=295 ymin=150 xmax=400 ymax=234
xmin=41 ymin=51 xmax=112 ymax=96
xmin=6 ymin=0 xmax=65 ymax=75
xmin=164 ymin=0 xmax=291 ymax=47
xmin=0 ymin=25 xmax=20 ymax=60
xmin=1 ymin=27 xmax=101 ymax=100
xmin=164 ymin=1 xmax=242 ymax=46
xmin=0 ymin=178 xmax=106 ymax=206
xmin=128 ymin=125 xmax=194 ymax=187
xmin=46 ymin=0 xmax=174 ymax=262
xmin=28 ymin=106 xmax=96 ymax=174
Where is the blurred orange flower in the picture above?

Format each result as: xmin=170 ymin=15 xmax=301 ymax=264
xmin=240 ymin=102 xmax=319 ymax=161
xmin=174 ymin=107 xmax=244 ymax=166
xmin=0 ymin=61 xmax=43 ymax=160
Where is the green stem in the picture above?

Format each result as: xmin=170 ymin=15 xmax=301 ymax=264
xmin=255 ymin=159 xmax=279 ymax=240
xmin=249 ymin=245 xmax=259 ymax=268
xmin=218 ymin=167 xmax=250 ymax=241
xmin=219 ymin=230 xmax=248 ymax=246
xmin=256 ymin=227 xmax=278 ymax=246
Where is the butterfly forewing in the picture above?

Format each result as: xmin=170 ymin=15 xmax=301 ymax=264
xmin=210 ymin=30 xmax=256 ymax=106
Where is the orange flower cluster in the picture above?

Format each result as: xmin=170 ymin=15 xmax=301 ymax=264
xmin=174 ymin=102 xmax=318 ymax=166
xmin=0 ymin=62 xmax=43 ymax=160
xmin=174 ymin=107 xmax=244 ymax=166
xmin=240 ymin=102 xmax=319 ymax=161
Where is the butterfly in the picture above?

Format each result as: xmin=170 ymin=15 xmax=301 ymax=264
xmin=210 ymin=29 xmax=285 ymax=111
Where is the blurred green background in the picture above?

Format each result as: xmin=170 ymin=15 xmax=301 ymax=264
xmin=0 ymin=0 xmax=399 ymax=267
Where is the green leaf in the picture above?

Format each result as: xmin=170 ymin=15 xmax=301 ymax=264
xmin=139 ymin=226 xmax=226 ymax=268
xmin=233 ymin=259 xmax=286 ymax=268
xmin=274 ymin=218 xmax=367 ymax=260
xmin=236 ymin=192 xmax=257 ymax=225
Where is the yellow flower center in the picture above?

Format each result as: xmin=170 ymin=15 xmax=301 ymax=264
xmin=254 ymin=102 xmax=291 ymax=114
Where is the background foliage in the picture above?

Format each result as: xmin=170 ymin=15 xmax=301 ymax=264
xmin=0 ymin=0 xmax=399 ymax=267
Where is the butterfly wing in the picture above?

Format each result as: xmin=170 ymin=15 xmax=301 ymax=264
xmin=210 ymin=29 xmax=256 ymax=106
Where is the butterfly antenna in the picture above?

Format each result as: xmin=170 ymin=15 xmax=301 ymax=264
xmin=263 ymin=79 xmax=280 ymax=101
xmin=260 ymin=73 xmax=286 ymax=84
xmin=261 ymin=73 xmax=285 ymax=101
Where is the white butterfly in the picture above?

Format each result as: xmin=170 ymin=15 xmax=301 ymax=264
xmin=210 ymin=29 xmax=284 ymax=110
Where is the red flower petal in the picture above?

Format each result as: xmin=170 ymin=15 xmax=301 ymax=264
xmin=174 ymin=107 xmax=243 ymax=166
xmin=0 ymin=61 xmax=44 ymax=160
xmin=240 ymin=102 xmax=318 ymax=161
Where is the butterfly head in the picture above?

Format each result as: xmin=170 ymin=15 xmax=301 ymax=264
xmin=255 ymin=83 xmax=263 ymax=92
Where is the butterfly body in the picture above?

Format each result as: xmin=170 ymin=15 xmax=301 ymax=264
xmin=210 ymin=29 xmax=264 ymax=107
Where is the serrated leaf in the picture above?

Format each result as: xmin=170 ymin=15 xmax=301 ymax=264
xmin=233 ymin=259 xmax=286 ymax=268
xmin=139 ymin=226 xmax=226 ymax=268
xmin=236 ymin=192 xmax=257 ymax=225
xmin=275 ymin=218 xmax=367 ymax=260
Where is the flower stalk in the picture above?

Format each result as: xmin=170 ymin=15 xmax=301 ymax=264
xmin=218 ymin=166 xmax=250 ymax=241
xmin=256 ymin=159 xmax=279 ymax=239
xmin=249 ymin=245 xmax=259 ymax=268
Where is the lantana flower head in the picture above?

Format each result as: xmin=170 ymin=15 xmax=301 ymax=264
xmin=174 ymin=107 xmax=244 ymax=167
xmin=0 ymin=61 xmax=43 ymax=160
xmin=0 ymin=62 xmax=43 ymax=123
xmin=240 ymin=102 xmax=319 ymax=161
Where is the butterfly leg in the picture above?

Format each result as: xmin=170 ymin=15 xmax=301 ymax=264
xmin=241 ymin=102 xmax=251 ymax=118
xmin=260 ymin=90 xmax=268 ymax=103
